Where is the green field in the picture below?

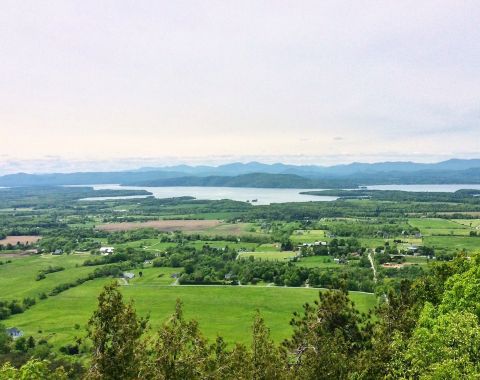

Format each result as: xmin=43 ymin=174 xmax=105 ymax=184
xmin=291 ymin=229 xmax=327 ymax=244
xmin=423 ymin=236 xmax=480 ymax=252
xmin=112 ymin=239 xmax=261 ymax=252
xmin=406 ymin=217 xmax=478 ymax=238
xmin=3 ymin=257 xmax=376 ymax=348
xmin=0 ymin=254 xmax=93 ymax=299
xmin=295 ymin=256 xmax=339 ymax=268
xmin=256 ymin=243 xmax=281 ymax=251
xmin=408 ymin=218 xmax=466 ymax=230
xmin=8 ymin=278 xmax=375 ymax=347
xmin=237 ymin=251 xmax=297 ymax=261
xmin=187 ymin=240 xmax=259 ymax=251
xmin=453 ymin=219 xmax=480 ymax=228
xmin=404 ymin=255 xmax=430 ymax=266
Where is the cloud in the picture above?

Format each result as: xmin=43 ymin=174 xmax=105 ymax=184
xmin=0 ymin=1 xmax=479 ymax=162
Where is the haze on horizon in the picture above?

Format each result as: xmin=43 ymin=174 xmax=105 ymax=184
xmin=1 ymin=1 xmax=479 ymax=174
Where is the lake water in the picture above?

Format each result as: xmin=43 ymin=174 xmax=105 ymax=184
xmin=366 ymin=184 xmax=480 ymax=192
xmin=79 ymin=183 xmax=480 ymax=205
xmin=86 ymin=184 xmax=338 ymax=205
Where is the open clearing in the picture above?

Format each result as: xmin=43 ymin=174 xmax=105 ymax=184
xmin=408 ymin=218 xmax=466 ymax=230
xmin=97 ymin=220 xmax=265 ymax=237
xmin=453 ymin=219 xmax=480 ymax=228
xmin=423 ymin=236 xmax=480 ymax=251
xmin=4 ymin=259 xmax=376 ymax=347
xmin=97 ymin=219 xmax=222 ymax=232
xmin=9 ymin=277 xmax=376 ymax=347
xmin=295 ymin=256 xmax=340 ymax=268
xmin=237 ymin=251 xmax=297 ymax=261
xmin=0 ymin=235 xmax=41 ymax=246
xmin=408 ymin=218 xmax=474 ymax=236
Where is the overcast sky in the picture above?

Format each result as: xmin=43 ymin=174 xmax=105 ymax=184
xmin=1 ymin=1 xmax=479 ymax=172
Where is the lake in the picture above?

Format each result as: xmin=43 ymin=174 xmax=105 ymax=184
xmin=366 ymin=184 xmax=480 ymax=192
xmin=80 ymin=183 xmax=480 ymax=205
xmin=85 ymin=185 xmax=338 ymax=205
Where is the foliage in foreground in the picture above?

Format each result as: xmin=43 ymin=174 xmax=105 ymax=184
xmin=0 ymin=359 xmax=67 ymax=380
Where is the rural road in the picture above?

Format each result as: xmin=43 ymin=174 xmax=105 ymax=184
xmin=368 ymin=250 xmax=377 ymax=283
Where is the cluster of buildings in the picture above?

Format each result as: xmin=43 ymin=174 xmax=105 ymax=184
xmin=298 ymin=241 xmax=328 ymax=248
xmin=99 ymin=246 xmax=115 ymax=255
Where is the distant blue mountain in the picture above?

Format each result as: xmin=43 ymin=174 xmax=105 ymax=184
xmin=1 ymin=159 xmax=480 ymax=187
xmin=137 ymin=159 xmax=480 ymax=177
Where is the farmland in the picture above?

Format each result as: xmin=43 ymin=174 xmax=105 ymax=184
xmin=0 ymin=235 xmax=42 ymax=246
xmin=96 ymin=219 xmax=222 ymax=232
xmin=1 ymin=185 xmax=480 ymax=377
xmin=8 ymin=265 xmax=375 ymax=347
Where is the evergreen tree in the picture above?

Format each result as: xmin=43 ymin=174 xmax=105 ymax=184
xmin=86 ymin=282 xmax=147 ymax=380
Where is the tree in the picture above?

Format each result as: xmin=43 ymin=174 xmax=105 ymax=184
xmin=251 ymin=311 xmax=284 ymax=380
xmin=404 ymin=305 xmax=480 ymax=378
xmin=14 ymin=336 xmax=28 ymax=353
xmin=439 ymin=255 xmax=480 ymax=318
xmin=280 ymin=239 xmax=293 ymax=251
xmin=0 ymin=323 xmax=11 ymax=354
xmin=366 ymin=280 xmax=421 ymax=378
xmin=145 ymin=300 xmax=212 ymax=379
xmin=0 ymin=359 xmax=67 ymax=380
xmin=85 ymin=282 xmax=147 ymax=380
xmin=283 ymin=290 xmax=370 ymax=379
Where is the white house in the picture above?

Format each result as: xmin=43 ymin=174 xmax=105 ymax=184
xmin=100 ymin=247 xmax=115 ymax=255
xmin=6 ymin=327 xmax=23 ymax=339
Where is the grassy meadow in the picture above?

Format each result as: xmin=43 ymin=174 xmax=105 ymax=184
xmin=3 ymin=255 xmax=376 ymax=349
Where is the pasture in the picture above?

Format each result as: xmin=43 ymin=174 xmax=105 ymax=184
xmin=3 ymin=257 xmax=376 ymax=348
xmin=291 ymin=229 xmax=327 ymax=244
xmin=96 ymin=220 xmax=265 ymax=238
xmin=453 ymin=219 xmax=480 ymax=229
xmin=295 ymin=256 xmax=339 ymax=268
xmin=408 ymin=217 xmax=475 ymax=237
xmin=423 ymin=236 xmax=480 ymax=252
xmin=0 ymin=253 xmax=92 ymax=299
xmin=237 ymin=251 xmax=297 ymax=261
xmin=8 ymin=278 xmax=375 ymax=348
xmin=96 ymin=219 xmax=222 ymax=232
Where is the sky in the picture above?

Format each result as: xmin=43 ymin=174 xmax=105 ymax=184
xmin=1 ymin=1 xmax=479 ymax=173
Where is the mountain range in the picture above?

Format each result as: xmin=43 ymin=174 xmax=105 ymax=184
xmin=1 ymin=159 xmax=480 ymax=188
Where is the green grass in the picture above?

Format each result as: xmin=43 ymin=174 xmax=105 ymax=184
xmin=113 ymin=239 xmax=261 ymax=252
xmin=197 ymin=222 xmax=269 ymax=237
xmin=420 ymin=228 xmax=472 ymax=236
xmin=452 ymin=219 xmax=480 ymax=228
xmin=186 ymin=240 xmax=259 ymax=250
xmin=404 ymin=256 xmax=430 ymax=267
xmin=2 ymin=250 xmax=377 ymax=351
xmin=0 ymin=253 xmax=93 ymax=300
xmin=408 ymin=218 xmax=469 ymax=230
xmin=114 ymin=239 xmax=177 ymax=251
xmin=8 ymin=278 xmax=376 ymax=348
xmin=256 ymin=243 xmax=281 ymax=252
xmin=128 ymin=267 xmax=182 ymax=285
xmin=291 ymin=230 xmax=327 ymax=244
xmin=294 ymin=256 xmax=339 ymax=268
xmin=237 ymin=251 xmax=297 ymax=261
xmin=407 ymin=218 xmax=477 ymax=237
xmin=423 ymin=236 xmax=480 ymax=252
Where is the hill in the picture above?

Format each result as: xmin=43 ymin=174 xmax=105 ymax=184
xmin=1 ymin=159 xmax=480 ymax=187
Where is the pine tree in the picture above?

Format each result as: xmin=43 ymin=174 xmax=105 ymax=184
xmin=85 ymin=282 xmax=147 ymax=380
